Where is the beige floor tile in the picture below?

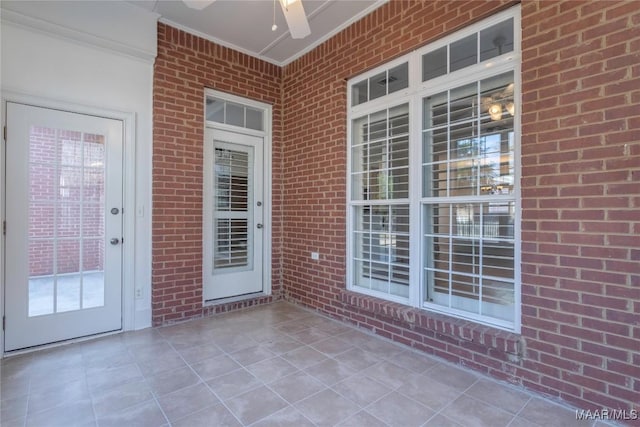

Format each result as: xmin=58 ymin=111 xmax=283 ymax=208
xmin=334 ymin=347 xmax=381 ymax=372
xmin=86 ymin=362 xmax=143 ymax=393
xmin=441 ymin=394 xmax=514 ymax=427
xmin=363 ymin=360 xmax=415 ymax=389
xmin=230 ymin=344 xmax=277 ymax=366
xmin=246 ymin=356 xmax=298 ymax=383
xmin=26 ymin=399 xmax=95 ymax=427
xmin=82 ymin=347 xmax=134 ymax=371
xmin=29 ymin=365 xmax=86 ymax=390
xmin=146 ymin=365 xmax=201 ymax=396
xmin=281 ymin=346 xmax=328 ymax=370
xmin=465 ymin=379 xmax=531 ymax=414
xmin=225 ymin=385 xmax=288 ymax=425
xmin=214 ymin=333 xmax=259 ymax=353
xmin=28 ymin=378 xmax=89 ymax=415
xmin=0 ymin=395 xmax=28 ymax=423
xmin=0 ymin=377 xmax=30 ymax=401
xmin=337 ymin=410 xmax=390 ymax=427
xmin=398 ymin=372 xmax=463 ymax=411
xmin=137 ymin=351 xmax=187 ymax=377
xmin=206 ymin=368 xmax=263 ymax=400
xmin=172 ymin=403 xmax=242 ymax=427
xmin=269 ymin=371 xmax=326 ymax=403
xmin=338 ymin=329 xmax=379 ymax=347
xmin=287 ymin=327 xmax=332 ymax=345
xmin=357 ymin=337 xmax=405 ymax=359
xmin=425 ymin=363 xmax=479 ymax=390
xmin=157 ymin=382 xmax=219 ymax=422
xmin=305 ymin=358 xmax=356 ymax=386
xmin=96 ymin=399 xmax=167 ymax=427
xmin=191 ymin=354 xmax=242 ymax=381
xmin=333 ymin=375 xmax=392 ymax=408
xmin=91 ymin=378 xmax=154 ymax=418
xmin=251 ymin=405 xmax=316 ymax=427
xmin=310 ymin=336 xmax=355 ymax=356
xmin=1 ymin=416 xmax=26 ymax=427
xmin=176 ymin=342 xmax=223 ymax=364
xmin=295 ymin=389 xmax=360 ymax=426
xmin=423 ymin=413 xmax=465 ymax=427
xmin=387 ymin=349 xmax=438 ymax=373
xmin=128 ymin=341 xmax=175 ymax=362
xmin=517 ymin=397 xmax=587 ymax=427
xmin=259 ymin=335 xmax=306 ymax=355
xmin=367 ymin=391 xmax=435 ymax=427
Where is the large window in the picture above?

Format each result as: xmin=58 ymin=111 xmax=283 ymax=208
xmin=347 ymin=7 xmax=520 ymax=331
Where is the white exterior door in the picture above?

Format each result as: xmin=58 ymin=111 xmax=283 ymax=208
xmin=4 ymin=102 xmax=123 ymax=351
xmin=204 ymin=128 xmax=264 ymax=301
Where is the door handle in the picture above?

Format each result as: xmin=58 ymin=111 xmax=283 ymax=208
xmin=256 ymin=224 xmax=263 ymax=229
xmin=110 ymin=238 xmax=120 ymax=245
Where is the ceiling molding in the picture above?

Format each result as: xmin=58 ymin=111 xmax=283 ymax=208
xmin=1 ymin=6 xmax=159 ymax=64
xmin=159 ymin=17 xmax=285 ymax=66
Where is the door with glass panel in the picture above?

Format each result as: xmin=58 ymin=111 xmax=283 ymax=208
xmin=203 ymin=128 xmax=263 ymax=300
xmin=4 ymin=102 xmax=123 ymax=351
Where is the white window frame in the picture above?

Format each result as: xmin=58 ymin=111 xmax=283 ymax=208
xmin=347 ymin=6 xmax=521 ymax=332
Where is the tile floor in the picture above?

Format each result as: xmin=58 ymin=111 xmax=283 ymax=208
xmin=0 ymin=302 xmax=615 ymax=427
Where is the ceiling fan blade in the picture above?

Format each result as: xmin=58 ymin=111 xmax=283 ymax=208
xmin=183 ymin=0 xmax=216 ymax=10
xmin=279 ymin=0 xmax=311 ymax=39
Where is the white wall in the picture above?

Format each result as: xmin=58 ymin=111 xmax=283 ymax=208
xmin=0 ymin=1 xmax=158 ymax=351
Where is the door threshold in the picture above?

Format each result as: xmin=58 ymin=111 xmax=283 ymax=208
xmin=204 ymin=291 xmax=268 ymax=307
xmin=3 ymin=329 xmax=122 ymax=358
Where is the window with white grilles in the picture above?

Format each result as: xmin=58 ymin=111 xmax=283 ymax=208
xmin=347 ymin=6 xmax=521 ymax=331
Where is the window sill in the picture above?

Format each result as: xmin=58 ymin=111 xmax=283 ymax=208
xmin=340 ymin=290 xmax=523 ymax=361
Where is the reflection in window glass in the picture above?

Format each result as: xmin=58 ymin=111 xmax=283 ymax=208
xmin=450 ymin=33 xmax=477 ymax=72
xmin=422 ymin=46 xmax=447 ymax=81
xmin=480 ymin=18 xmax=514 ymax=62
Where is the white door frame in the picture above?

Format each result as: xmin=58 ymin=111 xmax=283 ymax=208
xmin=1 ymin=91 xmax=137 ymax=355
xmin=203 ymin=89 xmax=272 ymax=304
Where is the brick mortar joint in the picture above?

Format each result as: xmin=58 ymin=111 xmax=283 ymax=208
xmin=340 ymin=290 xmax=524 ymax=359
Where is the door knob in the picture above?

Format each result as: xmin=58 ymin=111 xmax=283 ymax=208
xmin=110 ymin=238 xmax=120 ymax=245
xmin=256 ymin=224 xmax=263 ymax=229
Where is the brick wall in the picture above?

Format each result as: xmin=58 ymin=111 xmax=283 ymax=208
xmin=152 ymin=23 xmax=283 ymax=325
xmin=280 ymin=0 xmax=639 ymax=418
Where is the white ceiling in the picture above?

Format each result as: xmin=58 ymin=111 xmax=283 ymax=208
xmin=129 ymin=0 xmax=386 ymax=66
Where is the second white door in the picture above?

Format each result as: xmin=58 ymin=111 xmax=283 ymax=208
xmin=203 ymin=128 xmax=264 ymax=300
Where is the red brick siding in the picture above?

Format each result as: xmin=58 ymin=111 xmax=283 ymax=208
xmin=152 ymin=23 xmax=283 ymax=325
xmin=281 ymin=0 xmax=639 ymax=418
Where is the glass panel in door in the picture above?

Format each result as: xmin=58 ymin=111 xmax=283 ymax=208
xmin=27 ymin=127 xmax=106 ymax=316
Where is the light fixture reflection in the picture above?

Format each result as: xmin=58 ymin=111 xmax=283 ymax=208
xmin=488 ymin=103 xmax=502 ymax=121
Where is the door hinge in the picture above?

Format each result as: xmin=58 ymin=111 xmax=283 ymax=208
xmin=2 ymin=316 xmax=5 ymax=331
xmin=3 ymin=126 xmax=6 ymax=141
xmin=2 ymin=221 xmax=5 ymax=236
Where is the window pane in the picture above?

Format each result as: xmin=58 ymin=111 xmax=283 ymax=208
xmin=352 ymin=80 xmax=368 ymax=106
xmin=351 ymin=105 xmax=409 ymax=201
xmin=226 ymin=102 xmax=244 ymax=127
xmin=480 ymin=18 xmax=514 ymax=62
xmin=353 ymin=205 xmax=410 ymax=298
xmin=424 ymin=202 xmax=515 ymax=321
xmin=423 ymin=73 xmax=514 ymax=198
xmin=369 ymin=71 xmax=387 ymax=101
xmin=245 ymin=107 xmax=263 ymax=131
xmin=387 ymin=63 xmax=409 ymax=94
xmin=422 ymin=46 xmax=447 ymax=81
xmin=450 ymin=33 xmax=477 ymax=72
xmin=206 ymin=98 xmax=225 ymax=123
